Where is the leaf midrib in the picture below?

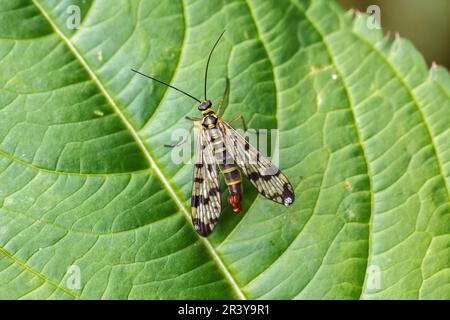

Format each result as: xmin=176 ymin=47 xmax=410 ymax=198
xmin=29 ymin=0 xmax=246 ymax=300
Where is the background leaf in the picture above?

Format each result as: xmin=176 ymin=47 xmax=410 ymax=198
xmin=0 ymin=0 xmax=449 ymax=299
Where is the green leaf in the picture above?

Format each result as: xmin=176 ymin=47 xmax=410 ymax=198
xmin=0 ymin=0 xmax=449 ymax=299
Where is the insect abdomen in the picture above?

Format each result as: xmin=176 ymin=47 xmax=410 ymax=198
xmin=220 ymin=163 xmax=242 ymax=193
xmin=220 ymin=163 xmax=243 ymax=214
xmin=209 ymin=128 xmax=243 ymax=213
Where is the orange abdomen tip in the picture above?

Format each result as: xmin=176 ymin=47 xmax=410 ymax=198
xmin=232 ymin=206 xmax=242 ymax=214
xmin=227 ymin=193 xmax=242 ymax=214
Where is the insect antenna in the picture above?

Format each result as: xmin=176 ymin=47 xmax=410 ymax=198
xmin=131 ymin=69 xmax=201 ymax=103
xmin=204 ymin=30 xmax=226 ymax=100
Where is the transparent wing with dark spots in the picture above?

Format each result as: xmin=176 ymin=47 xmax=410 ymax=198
xmin=218 ymin=120 xmax=295 ymax=206
xmin=191 ymin=127 xmax=221 ymax=237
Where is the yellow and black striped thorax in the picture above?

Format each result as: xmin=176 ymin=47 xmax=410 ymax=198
xmin=201 ymin=112 xmax=218 ymax=129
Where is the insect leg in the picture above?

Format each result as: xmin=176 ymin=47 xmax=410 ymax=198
xmin=186 ymin=116 xmax=203 ymax=121
xmin=164 ymin=125 xmax=201 ymax=148
xmin=216 ymin=77 xmax=230 ymax=117
xmin=227 ymin=115 xmax=247 ymax=131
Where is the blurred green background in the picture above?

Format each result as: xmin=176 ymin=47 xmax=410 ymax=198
xmin=339 ymin=0 xmax=450 ymax=69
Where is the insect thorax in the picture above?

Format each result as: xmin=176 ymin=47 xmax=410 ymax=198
xmin=202 ymin=113 xmax=218 ymax=129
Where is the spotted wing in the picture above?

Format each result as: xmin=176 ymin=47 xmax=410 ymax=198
xmin=218 ymin=120 xmax=295 ymax=206
xmin=191 ymin=127 xmax=221 ymax=237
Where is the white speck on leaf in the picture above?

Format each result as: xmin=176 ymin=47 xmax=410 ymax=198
xmin=316 ymin=95 xmax=322 ymax=106
xmin=96 ymin=50 xmax=103 ymax=61
xmin=4 ymin=198 xmax=15 ymax=206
